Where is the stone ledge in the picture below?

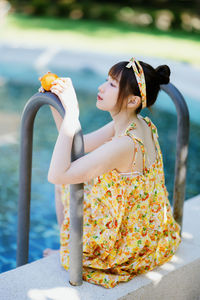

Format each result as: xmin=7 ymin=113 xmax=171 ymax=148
xmin=0 ymin=194 xmax=200 ymax=300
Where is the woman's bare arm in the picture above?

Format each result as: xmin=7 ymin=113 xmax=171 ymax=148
xmin=50 ymin=106 xmax=63 ymax=132
xmin=50 ymin=106 xmax=115 ymax=153
xmin=83 ymin=120 xmax=115 ymax=153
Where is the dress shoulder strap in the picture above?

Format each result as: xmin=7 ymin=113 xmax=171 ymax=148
xmin=125 ymin=123 xmax=148 ymax=174
xmin=142 ymin=116 xmax=162 ymax=161
xmin=125 ymin=116 xmax=161 ymax=174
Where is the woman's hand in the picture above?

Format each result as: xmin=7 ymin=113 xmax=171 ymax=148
xmin=50 ymin=77 xmax=80 ymax=120
xmin=38 ymin=86 xmax=45 ymax=93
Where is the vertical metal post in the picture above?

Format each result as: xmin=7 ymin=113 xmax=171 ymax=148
xmin=69 ymin=131 xmax=84 ymax=286
xmin=17 ymin=92 xmax=84 ymax=285
xmin=161 ymin=83 xmax=190 ymax=234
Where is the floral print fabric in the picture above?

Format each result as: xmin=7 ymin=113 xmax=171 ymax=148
xmin=60 ymin=116 xmax=181 ymax=288
xmin=126 ymin=57 xmax=147 ymax=109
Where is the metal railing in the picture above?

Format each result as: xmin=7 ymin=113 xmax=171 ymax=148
xmin=161 ymin=83 xmax=189 ymax=234
xmin=17 ymin=82 xmax=189 ymax=286
xmin=16 ymin=92 xmax=84 ymax=286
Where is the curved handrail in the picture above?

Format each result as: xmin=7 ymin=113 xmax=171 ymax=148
xmin=161 ymin=83 xmax=190 ymax=234
xmin=17 ymin=92 xmax=84 ymax=286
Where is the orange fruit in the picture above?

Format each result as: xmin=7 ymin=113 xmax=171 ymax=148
xmin=40 ymin=72 xmax=59 ymax=91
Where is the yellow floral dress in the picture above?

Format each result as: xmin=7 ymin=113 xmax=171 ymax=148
xmin=60 ymin=116 xmax=181 ymax=289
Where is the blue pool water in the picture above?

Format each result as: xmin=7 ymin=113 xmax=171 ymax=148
xmin=0 ymin=68 xmax=199 ymax=274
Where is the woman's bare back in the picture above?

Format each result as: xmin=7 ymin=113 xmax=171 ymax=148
xmin=113 ymin=115 xmax=157 ymax=174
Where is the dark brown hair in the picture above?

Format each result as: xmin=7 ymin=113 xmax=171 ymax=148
xmin=108 ymin=61 xmax=170 ymax=114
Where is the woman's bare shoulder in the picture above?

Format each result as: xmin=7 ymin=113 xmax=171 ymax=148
xmin=83 ymin=120 xmax=115 ymax=153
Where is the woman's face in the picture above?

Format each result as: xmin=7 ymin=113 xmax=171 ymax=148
xmin=96 ymin=75 xmax=119 ymax=112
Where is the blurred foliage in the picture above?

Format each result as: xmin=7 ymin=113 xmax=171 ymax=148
xmin=7 ymin=0 xmax=200 ymax=33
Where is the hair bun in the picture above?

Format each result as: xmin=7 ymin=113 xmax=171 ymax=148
xmin=155 ymin=65 xmax=171 ymax=85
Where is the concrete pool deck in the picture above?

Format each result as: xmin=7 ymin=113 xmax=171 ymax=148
xmin=0 ymin=194 xmax=200 ymax=300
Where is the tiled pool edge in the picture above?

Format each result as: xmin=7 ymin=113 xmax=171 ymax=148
xmin=0 ymin=195 xmax=200 ymax=300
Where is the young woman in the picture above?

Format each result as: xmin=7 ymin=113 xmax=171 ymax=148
xmin=41 ymin=58 xmax=181 ymax=288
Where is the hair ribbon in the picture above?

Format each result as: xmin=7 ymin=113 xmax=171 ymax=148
xmin=126 ymin=57 xmax=147 ymax=109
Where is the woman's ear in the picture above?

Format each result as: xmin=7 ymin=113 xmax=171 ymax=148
xmin=127 ymin=95 xmax=141 ymax=109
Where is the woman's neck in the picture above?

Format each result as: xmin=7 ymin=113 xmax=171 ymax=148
xmin=111 ymin=111 xmax=140 ymax=137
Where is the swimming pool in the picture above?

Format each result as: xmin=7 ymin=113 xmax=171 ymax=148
xmin=0 ymin=66 xmax=199 ymax=274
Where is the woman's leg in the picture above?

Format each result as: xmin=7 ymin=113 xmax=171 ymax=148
xmin=43 ymin=184 xmax=64 ymax=257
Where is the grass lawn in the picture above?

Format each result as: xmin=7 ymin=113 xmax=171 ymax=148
xmin=1 ymin=13 xmax=200 ymax=66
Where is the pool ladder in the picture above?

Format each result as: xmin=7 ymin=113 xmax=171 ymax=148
xmin=17 ymin=83 xmax=189 ymax=286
